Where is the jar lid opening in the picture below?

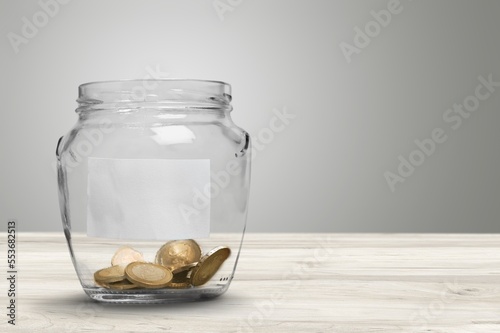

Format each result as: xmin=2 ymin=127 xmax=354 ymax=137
xmin=77 ymin=79 xmax=232 ymax=112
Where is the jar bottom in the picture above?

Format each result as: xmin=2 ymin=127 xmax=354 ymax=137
xmin=84 ymin=285 xmax=229 ymax=304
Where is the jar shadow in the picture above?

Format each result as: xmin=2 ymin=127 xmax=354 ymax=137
xmin=34 ymin=292 xmax=247 ymax=331
xmin=38 ymin=292 xmax=242 ymax=313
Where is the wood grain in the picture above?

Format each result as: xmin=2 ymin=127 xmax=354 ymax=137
xmin=1 ymin=233 xmax=500 ymax=332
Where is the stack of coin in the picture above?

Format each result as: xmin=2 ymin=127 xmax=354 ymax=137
xmin=94 ymin=240 xmax=231 ymax=290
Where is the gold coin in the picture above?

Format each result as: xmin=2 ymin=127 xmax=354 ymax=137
xmin=170 ymin=262 xmax=198 ymax=284
xmin=111 ymin=246 xmax=144 ymax=267
xmin=125 ymin=262 xmax=173 ymax=289
xmin=155 ymin=239 xmax=202 ymax=270
xmin=190 ymin=246 xmax=231 ymax=287
xmin=94 ymin=265 xmax=126 ymax=283
xmin=165 ymin=281 xmax=191 ymax=289
xmin=171 ymin=263 xmax=197 ymax=280
xmin=97 ymin=280 xmax=138 ymax=290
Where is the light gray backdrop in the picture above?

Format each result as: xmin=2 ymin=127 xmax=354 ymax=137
xmin=1 ymin=0 xmax=499 ymax=232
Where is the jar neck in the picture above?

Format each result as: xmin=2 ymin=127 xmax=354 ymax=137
xmin=78 ymin=107 xmax=233 ymax=126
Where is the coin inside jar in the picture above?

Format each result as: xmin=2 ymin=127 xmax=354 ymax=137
xmin=97 ymin=279 xmax=138 ymax=290
xmin=94 ymin=265 xmax=126 ymax=284
xmin=165 ymin=281 xmax=191 ymax=289
xmin=190 ymin=246 xmax=231 ymax=287
xmin=111 ymin=246 xmax=144 ymax=267
xmin=171 ymin=262 xmax=198 ymax=283
xmin=155 ymin=239 xmax=202 ymax=270
xmin=125 ymin=262 xmax=173 ymax=288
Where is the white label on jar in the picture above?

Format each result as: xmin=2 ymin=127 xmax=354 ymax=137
xmin=87 ymin=158 xmax=210 ymax=240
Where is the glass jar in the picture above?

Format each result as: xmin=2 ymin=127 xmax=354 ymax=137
xmin=56 ymin=79 xmax=251 ymax=303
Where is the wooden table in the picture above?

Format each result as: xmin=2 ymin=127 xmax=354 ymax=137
xmin=1 ymin=233 xmax=500 ymax=332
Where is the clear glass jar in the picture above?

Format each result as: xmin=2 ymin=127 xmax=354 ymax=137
xmin=56 ymin=79 xmax=251 ymax=303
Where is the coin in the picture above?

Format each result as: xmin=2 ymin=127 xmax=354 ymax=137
xmin=169 ymin=262 xmax=198 ymax=288
xmin=190 ymin=246 xmax=231 ymax=287
xmin=163 ymin=263 xmax=198 ymax=289
xmin=94 ymin=265 xmax=126 ymax=283
xmin=125 ymin=262 xmax=173 ymax=289
xmin=111 ymin=246 xmax=144 ymax=267
xmin=97 ymin=279 xmax=138 ymax=290
xmin=155 ymin=239 xmax=202 ymax=270
xmin=170 ymin=262 xmax=198 ymax=283
xmin=165 ymin=281 xmax=191 ymax=289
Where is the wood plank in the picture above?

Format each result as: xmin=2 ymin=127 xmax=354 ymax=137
xmin=1 ymin=233 xmax=500 ymax=332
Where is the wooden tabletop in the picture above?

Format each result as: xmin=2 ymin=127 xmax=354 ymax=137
xmin=2 ymin=233 xmax=500 ymax=332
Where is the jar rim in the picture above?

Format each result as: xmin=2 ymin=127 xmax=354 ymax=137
xmin=79 ymin=78 xmax=230 ymax=89
xmin=77 ymin=79 xmax=232 ymax=112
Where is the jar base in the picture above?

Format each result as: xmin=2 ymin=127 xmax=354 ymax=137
xmin=84 ymin=285 xmax=229 ymax=304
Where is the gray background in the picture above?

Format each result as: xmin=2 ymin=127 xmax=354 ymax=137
xmin=1 ymin=0 xmax=499 ymax=232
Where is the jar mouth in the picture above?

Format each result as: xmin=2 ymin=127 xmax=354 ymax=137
xmin=77 ymin=79 xmax=232 ymax=112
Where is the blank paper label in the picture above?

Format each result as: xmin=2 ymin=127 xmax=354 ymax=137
xmin=87 ymin=158 xmax=210 ymax=240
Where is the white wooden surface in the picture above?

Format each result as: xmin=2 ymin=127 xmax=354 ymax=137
xmin=2 ymin=233 xmax=500 ymax=332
